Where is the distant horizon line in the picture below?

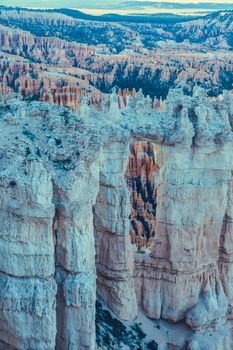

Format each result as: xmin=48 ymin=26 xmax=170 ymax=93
xmin=1 ymin=1 xmax=233 ymax=8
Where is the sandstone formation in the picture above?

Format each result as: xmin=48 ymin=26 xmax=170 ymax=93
xmin=0 ymin=98 xmax=102 ymax=350
xmin=126 ymin=141 xmax=158 ymax=249
xmin=1 ymin=7 xmax=233 ymax=52
xmin=0 ymin=88 xmax=233 ymax=349
xmin=0 ymin=24 xmax=96 ymax=66
xmin=0 ymin=6 xmax=233 ymax=350
xmin=0 ymin=53 xmax=106 ymax=111
xmin=0 ymin=9 xmax=232 ymax=101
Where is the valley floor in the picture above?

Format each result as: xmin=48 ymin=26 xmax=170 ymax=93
xmin=96 ymin=299 xmax=193 ymax=350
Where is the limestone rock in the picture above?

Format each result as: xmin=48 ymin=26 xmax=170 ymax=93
xmin=0 ymin=89 xmax=232 ymax=349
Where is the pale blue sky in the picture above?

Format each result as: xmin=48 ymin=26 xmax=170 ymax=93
xmin=0 ymin=0 xmax=232 ymax=8
xmin=0 ymin=0 xmax=233 ymax=8
xmin=0 ymin=0 xmax=119 ymax=8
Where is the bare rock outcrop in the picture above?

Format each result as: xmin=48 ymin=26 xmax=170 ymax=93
xmin=126 ymin=141 xmax=158 ymax=249
xmin=0 ymin=24 xmax=96 ymax=66
xmin=0 ymin=99 xmax=102 ymax=350
xmin=0 ymin=53 xmax=106 ymax=111
xmin=1 ymin=10 xmax=233 ymax=102
xmin=0 ymin=88 xmax=233 ymax=349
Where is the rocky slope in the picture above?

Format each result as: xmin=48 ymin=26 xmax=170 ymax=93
xmin=0 ymin=52 xmax=106 ymax=110
xmin=1 ymin=8 xmax=233 ymax=51
xmin=0 ymin=8 xmax=232 ymax=101
xmin=0 ymin=88 xmax=232 ymax=349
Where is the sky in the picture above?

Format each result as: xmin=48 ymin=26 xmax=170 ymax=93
xmin=0 ymin=0 xmax=232 ymax=9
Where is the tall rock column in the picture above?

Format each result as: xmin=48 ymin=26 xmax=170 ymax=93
xmin=33 ymin=101 xmax=103 ymax=350
xmin=94 ymin=122 xmax=138 ymax=320
xmin=147 ymin=143 xmax=231 ymax=323
xmin=133 ymin=91 xmax=233 ymax=340
xmin=0 ymin=151 xmax=56 ymax=349
xmin=0 ymin=100 xmax=103 ymax=350
xmin=53 ymin=160 xmax=101 ymax=350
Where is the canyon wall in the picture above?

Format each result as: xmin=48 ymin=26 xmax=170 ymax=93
xmin=1 ymin=9 xmax=233 ymax=105
xmin=94 ymin=89 xmax=233 ymax=349
xmin=0 ymin=99 xmax=102 ymax=350
xmin=0 ymin=88 xmax=233 ymax=349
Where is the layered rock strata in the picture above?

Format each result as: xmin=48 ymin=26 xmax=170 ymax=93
xmin=126 ymin=141 xmax=158 ymax=249
xmin=0 ymin=11 xmax=233 ymax=101
xmin=0 ymin=88 xmax=233 ymax=349
xmin=94 ymin=88 xmax=233 ymax=349
xmin=0 ymin=100 xmax=102 ymax=350
xmin=0 ymin=53 xmax=106 ymax=111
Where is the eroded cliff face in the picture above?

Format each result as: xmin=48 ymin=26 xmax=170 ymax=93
xmin=0 ymin=9 xmax=233 ymax=104
xmin=94 ymin=89 xmax=233 ymax=349
xmin=0 ymin=100 xmax=102 ymax=350
xmin=0 ymin=53 xmax=106 ymax=111
xmin=126 ymin=141 xmax=158 ymax=249
xmin=0 ymin=88 xmax=233 ymax=349
xmin=0 ymin=24 xmax=96 ymax=66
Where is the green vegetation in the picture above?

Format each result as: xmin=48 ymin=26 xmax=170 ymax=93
xmin=96 ymin=300 xmax=147 ymax=350
xmin=22 ymin=129 xmax=36 ymax=142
